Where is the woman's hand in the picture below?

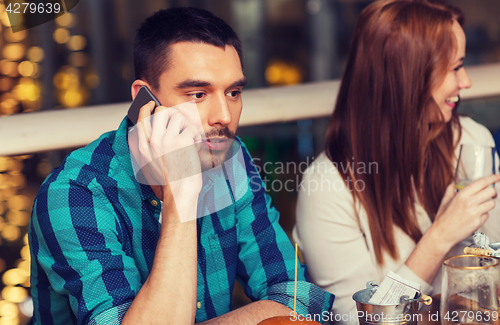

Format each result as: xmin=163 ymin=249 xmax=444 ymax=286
xmin=432 ymin=174 xmax=500 ymax=250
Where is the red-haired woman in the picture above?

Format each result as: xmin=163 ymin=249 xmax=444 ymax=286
xmin=293 ymin=0 xmax=500 ymax=323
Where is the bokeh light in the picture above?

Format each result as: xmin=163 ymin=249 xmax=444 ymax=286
xmin=66 ymin=35 xmax=87 ymax=51
xmin=0 ymin=157 xmax=9 ymax=172
xmin=60 ymin=88 xmax=87 ymax=107
xmin=1 ymin=224 xmax=20 ymax=242
xmin=0 ymin=301 xmax=18 ymax=317
xmin=2 ymin=188 xmax=16 ymax=200
xmin=2 ymin=286 xmax=28 ymax=303
xmin=16 ymin=261 xmax=29 ymax=274
xmin=27 ymin=46 xmax=44 ymax=62
xmin=7 ymin=159 xmax=22 ymax=173
xmin=13 ymin=79 xmax=41 ymax=102
xmin=0 ymin=97 xmax=19 ymax=115
xmin=55 ymin=12 xmax=74 ymax=27
xmin=2 ymin=44 xmax=25 ymax=61
xmin=0 ymin=10 xmax=10 ymax=27
xmin=18 ymin=297 xmax=33 ymax=317
xmin=17 ymin=61 xmax=35 ymax=77
xmin=265 ymin=60 xmax=302 ymax=86
xmin=0 ymin=60 xmax=19 ymax=77
xmin=7 ymin=195 xmax=29 ymax=211
xmin=2 ymin=268 xmax=29 ymax=286
xmin=53 ymin=28 xmax=70 ymax=44
xmin=53 ymin=68 xmax=80 ymax=89
xmin=6 ymin=211 xmax=29 ymax=227
xmin=0 ymin=316 xmax=20 ymax=325
xmin=20 ymin=246 xmax=30 ymax=261
xmin=7 ymin=172 xmax=26 ymax=188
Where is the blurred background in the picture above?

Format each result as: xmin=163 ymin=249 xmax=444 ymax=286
xmin=0 ymin=0 xmax=499 ymax=323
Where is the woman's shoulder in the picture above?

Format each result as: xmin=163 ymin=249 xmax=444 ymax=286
xmin=303 ymin=152 xmax=340 ymax=176
xmin=299 ymin=152 xmax=358 ymax=202
xmin=459 ymin=116 xmax=495 ymax=147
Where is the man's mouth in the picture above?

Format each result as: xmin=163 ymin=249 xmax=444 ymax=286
xmin=445 ymin=95 xmax=459 ymax=108
xmin=203 ymin=138 xmax=228 ymax=150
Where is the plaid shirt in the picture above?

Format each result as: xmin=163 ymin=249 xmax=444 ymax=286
xmin=29 ymin=116 xmax=334 ymax=325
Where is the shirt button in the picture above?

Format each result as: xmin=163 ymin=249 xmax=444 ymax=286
xmin=151 ymin=199 xmax=158 ymax=207
xmin=197 ymin=301 xmax=201 ymax=309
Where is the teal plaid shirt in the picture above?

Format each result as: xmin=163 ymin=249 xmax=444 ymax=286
xmin=29 ymin=116 xmax=334 ymax=324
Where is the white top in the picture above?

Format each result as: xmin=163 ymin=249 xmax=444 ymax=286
xmin=292 ymin=116 xmax=500 ymax=325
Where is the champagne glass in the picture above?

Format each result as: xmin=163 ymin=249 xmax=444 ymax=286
xmin=455 ymin=145 xmax=496 ymax=191
xmin=441 ymin=255 xmax=500 ymax=325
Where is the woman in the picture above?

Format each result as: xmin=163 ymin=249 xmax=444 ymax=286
xmin=293 ymin=0 xmax=500 ymax=323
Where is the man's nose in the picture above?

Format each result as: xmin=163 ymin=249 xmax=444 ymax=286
xmin=459 ymin=68 xmax=472 ymax=89
xmin=207 ymin=93 xmax=231 ymax=126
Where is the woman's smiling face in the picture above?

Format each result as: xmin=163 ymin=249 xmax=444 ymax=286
xmin=431 ymin=20 xmax=472 ymax=123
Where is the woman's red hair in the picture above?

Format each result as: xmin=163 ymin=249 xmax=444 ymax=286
xmin=325 ymin=0 xmax=464 ymax=264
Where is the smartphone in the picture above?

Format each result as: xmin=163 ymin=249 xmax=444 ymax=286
xmin=128 ymin=86 xmax=161 ymax=125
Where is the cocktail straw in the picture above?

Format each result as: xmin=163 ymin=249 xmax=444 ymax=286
xmin=294 ymin=243 xmax=298 ymax=315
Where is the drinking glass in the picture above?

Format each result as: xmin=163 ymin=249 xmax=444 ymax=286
xmin=441 ymin=255 xmax=500 ymax=325
xmin=455 ymin=145 xmax=496 ymax=191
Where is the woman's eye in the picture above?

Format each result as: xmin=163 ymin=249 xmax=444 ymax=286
xmin=454 ymin=64 xmax=464 ymax=72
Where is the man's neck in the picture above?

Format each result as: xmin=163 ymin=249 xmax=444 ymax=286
xmin=151 ymin=185 xmax=163 ymax=201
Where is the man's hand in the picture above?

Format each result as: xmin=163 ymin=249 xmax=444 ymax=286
xmin=130 ymin=100 xmax=204 ymax=221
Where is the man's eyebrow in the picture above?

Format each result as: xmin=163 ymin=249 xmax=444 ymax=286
xmin=175 ymin=79 xmax=212 ymax=89
xmin=229 ymin=78 xmax=248 ymax=88
xmin=174 ymin=78 xmax=248 ymax=90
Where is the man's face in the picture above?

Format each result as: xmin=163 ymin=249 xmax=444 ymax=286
xmin=150 ymin=42 xmax=246 ymax=170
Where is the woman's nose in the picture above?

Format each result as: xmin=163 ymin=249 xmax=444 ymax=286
xmin=459 ymin=68 xmax=472 ymax=89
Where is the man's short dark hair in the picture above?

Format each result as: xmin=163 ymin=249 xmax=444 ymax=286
xmin=134 ymin=7 xmax=243 ymax=90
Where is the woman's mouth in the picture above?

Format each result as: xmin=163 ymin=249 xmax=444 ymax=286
xmin=445 ymin=95 xmax=459 ymax=108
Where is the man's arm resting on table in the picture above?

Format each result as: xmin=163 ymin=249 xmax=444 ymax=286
xmin=198 ymin=300 xmax=293 ymax=325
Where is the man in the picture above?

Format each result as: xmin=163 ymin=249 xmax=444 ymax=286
xmin=29 ymin=7 xmax=334 ymax=324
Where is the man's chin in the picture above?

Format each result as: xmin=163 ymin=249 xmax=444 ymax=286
xmin=199 ymin=149 xmax=231 ymax=171
xmin=198 ymin=138 xmax=238 ymax=171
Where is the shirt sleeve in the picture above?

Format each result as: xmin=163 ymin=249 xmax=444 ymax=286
xmin=30 ymin=175 xmax=141 ymax=325
xmin=234 ymin=145 xmax=334 ymax=323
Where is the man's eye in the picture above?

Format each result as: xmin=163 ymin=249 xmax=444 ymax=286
xmin=227 ymin=90 xmax=241 ymax=98
xmin=190 ymin=92 xmax=205 ymax=99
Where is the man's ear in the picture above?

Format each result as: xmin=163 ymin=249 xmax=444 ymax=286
xmin=131 ymin=79 xmax=151 ymax=100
